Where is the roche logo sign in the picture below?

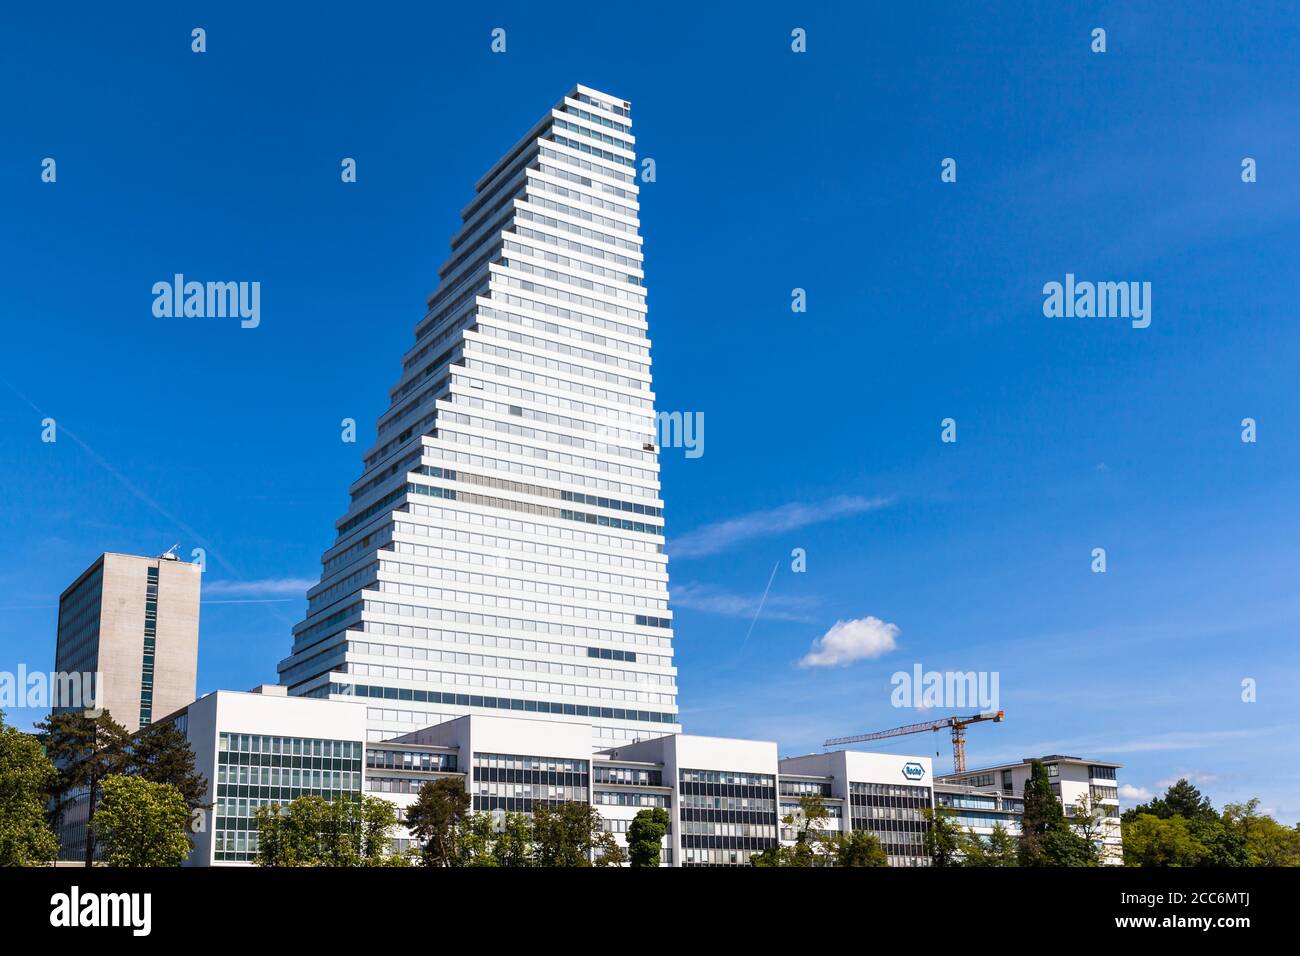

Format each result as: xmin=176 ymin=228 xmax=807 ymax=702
xmin=902 ymin=762 xmax=926 ymax=782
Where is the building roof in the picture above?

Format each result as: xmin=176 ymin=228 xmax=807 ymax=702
xmin=937 ymin=754 xmax=1122 ymax=779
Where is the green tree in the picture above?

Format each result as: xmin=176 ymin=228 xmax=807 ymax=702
xmin=1196 ymin=814 xmax=1246 ymax=867
xmin=593 ymin=829 xmax=627 ymax=866
xmin=828 ymin=829 xmax=889 ymax=867
xmin=1248 ymin=818 xmax=1300 ymax=866
xmin=1018 ymin=760 xmax=1096 ymax=866
xmin=748 ymin=845 xmax=787 ymax=866
xmin=326 ymin=794 xmax=402 ymax=866
xmin=131 ymin=720 xmax=208 ymax=813
xmin=532 ymin=801 xmax=625 ymax=866
xmin=923 ymin=807 xmax=965 ymax=867
xmin=253 ymin=800 xmax=305 ymax=866
xmin=36 ymin=710 xmax=132 ymax=865
xmin=1122 ymin=813 xmax=1208 ymax=867
xmin=1124 ymin=778 xmax=1217 ymax=824
xmin=787 ymin=794 xmax=831 ymax=865
xmin=961 ymin=823 xmax=1019 ymax=867
xmin=405 ymin=777 xmax=473 ymax=867
xmin=0 ymin=716 xmax=59 ymax=865
xmin=253 ymin=794 xmax=401 ymax=866
xmin=491 ymin=812 xmax=536 ymax=867
xmin=255 ymin=795 xmax=333 ymax=866
xmin=93 ymin=774 xmax=191 ymax=867
xmin=1223 ymin=799 xmax=1300 ymax=866
xmin=751 ymin=795 xmax=833 ymax=867
xmin=626 ymin=806 xmax=670 ymax=868
xmin=1121 ymin=778 xmax=1247 ymax=866
xmin=458 ymin=812 xmax=500 ymax=867
xmin=1070 ymin=793 xmax=1113 ymax=861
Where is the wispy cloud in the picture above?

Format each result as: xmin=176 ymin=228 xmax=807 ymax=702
xmin=797 ymin=616 xmax=900 ymax=668
xmin=977 ymin=725 xmax=1296 ymax=765
xmin=1084 ymin=729 xmax=1284 ymax=757
xmin=672 ymin=581 xmax=817 ymax=622
xmin=1156 ymin=771 xmax=1219 ymax=789
xmin=669 ymin=495 xmax=893 ymax=559
xmin=203 ymin=577 xmax=315 ymax=598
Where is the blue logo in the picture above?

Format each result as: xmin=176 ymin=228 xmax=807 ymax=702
xmin=902 ymin=762 xmax=925 ymax=782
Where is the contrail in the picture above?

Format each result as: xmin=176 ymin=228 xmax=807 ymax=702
xmin=741 ymin=560 xmax=781 ymax=650
xmin=0 ymin=374 xmax=299 ymax=626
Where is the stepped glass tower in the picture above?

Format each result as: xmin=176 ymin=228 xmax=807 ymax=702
xmin=278 ymin=85 xmax=678 ymax=748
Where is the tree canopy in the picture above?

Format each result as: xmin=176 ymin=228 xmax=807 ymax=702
xmin=254 ymin=793 xmax=404 ymax=867
xmin=94 ymin=774 xmax=192 ymax=867
xmin=0 ymin=715 xmax=59 ymax=865
xmin=626 ymin=807 xmax=670 ymax=868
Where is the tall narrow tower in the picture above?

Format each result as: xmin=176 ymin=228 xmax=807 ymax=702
xmin=55 ymin=550 xmax=200 ymax=733
xmin=53 ymin=549 xmax=201 ymax=861
xmin=278 ymin=85 xmax=678 ymax=749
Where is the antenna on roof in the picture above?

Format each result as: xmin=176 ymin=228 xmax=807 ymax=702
xmin=161 ymin=543 xmax=180 ymax=560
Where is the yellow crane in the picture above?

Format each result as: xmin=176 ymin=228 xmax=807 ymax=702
xmin=824 ymin=710 xmax=1005 ymax=773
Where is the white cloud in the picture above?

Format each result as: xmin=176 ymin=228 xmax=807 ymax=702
xmin=797 ymin=617 xmax=899 ymax=668
xmin=1119 ymin=784 xmax=1152 ymax=802
xmin=670 ymin=495 xmax=893 ymax=560
xmin=203 ymin=577 xmax=315 ymax=597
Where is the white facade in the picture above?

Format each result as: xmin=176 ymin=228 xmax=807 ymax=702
xmin=933 ymin=783 xmax=1024 ymax=839
xmin=938 ymin=755 xmax=1123 ymax=863
xmin=382 ymin=714 xmax=594 ymax=829
xmin=778 ymin=751 xmax=935 ymax=867
xmin=164 ymin=691 xmax=1123 ymax=868
xmin=277 ymin=84 xmax=676 ymax=751
xmin=609 ymin=734 xmax=781 ymax=867
xmin=168 ymin=687 xmax=368 ymax=866
xmin=372 ymin=720 xmax=782 ymax=867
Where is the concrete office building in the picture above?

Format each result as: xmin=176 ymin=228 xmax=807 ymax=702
xmin=939 ymin=755 xmax=1124 ymax=863
xmin=52 ymin=550 xmax=201 ymax=861
xmin=278 ymin=84 xmax=677 ymax=750
xmin=778 ymin=751 xmax=935 ymax=867
xmin=54 ymin=550 xmax=201 ymax=732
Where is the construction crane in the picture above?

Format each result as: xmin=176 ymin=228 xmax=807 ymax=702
xmin=824 ymin=710 xmax=1005 ymax=773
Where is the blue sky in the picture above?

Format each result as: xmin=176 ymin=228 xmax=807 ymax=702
xmin=2 ymin=2 xmax=1298 ymax=821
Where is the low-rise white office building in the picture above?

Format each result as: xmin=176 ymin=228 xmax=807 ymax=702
xmin=164 ymin=687 xmax=1122 ymax=868
xmin=601 ymin=733 xmax=781 ymax=866
xmin=165 ymin=686 xmax=368 ymax=866
xmin=938 ymin=754 xmax=1123 ymax=863
xmin=381 ymin=720 xmax=784 ymax=867
xmin=933 ymin=782 xmax=1024 ymax=839
xmin=778 ymin=750 xmax=935 ymax=867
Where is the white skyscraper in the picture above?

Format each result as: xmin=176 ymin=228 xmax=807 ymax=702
xmin=278 ymin=84 xmax=678 ymax=748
